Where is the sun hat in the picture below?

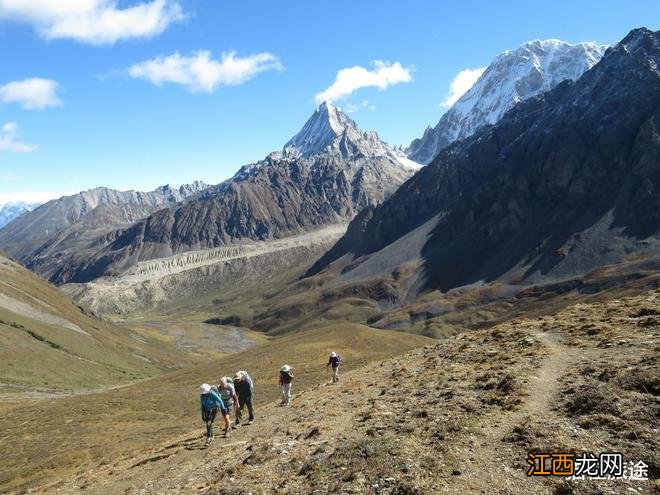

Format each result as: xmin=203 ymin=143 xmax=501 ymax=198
xmin=200 ymin=383 xmax=211 ymax=394
xmin=234 ymin=372 xmax=243 ymax=381
xmin=281 ymin=365 xmax=291 ymax=372
xmin=330 ymin=352 xmax=337 ymax=357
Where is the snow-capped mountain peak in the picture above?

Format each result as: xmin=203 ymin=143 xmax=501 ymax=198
xmin=231 ymin=102 xmax=421 ymax=182
xmin=407 ymin=38 xmax=608 ymax=164
xmin=0 ymin=201 xmax=41 ymax=229
xmin=283 ymin=101 xmax=395 ymax=159
xmin=283 ymin=101 xmax=346 ymax=157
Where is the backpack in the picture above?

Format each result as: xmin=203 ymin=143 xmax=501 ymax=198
xmin=201 ymin=393 xmax=217 ymax=411
xmin=217 ymin=382 xmax=235 ymax=403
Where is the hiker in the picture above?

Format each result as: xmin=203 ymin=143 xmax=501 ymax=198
xmin=234 ymin=370 xmax=254 ymax=426
xmin=327 ymin=351 xmax=341 ymax=383
xmin=279 ymin=365 xmax=294 ymax=406
xmin=200 ymin=383 xmax=225 ymax=445
xmin=216 ymin=376 xmax=239 ymax=437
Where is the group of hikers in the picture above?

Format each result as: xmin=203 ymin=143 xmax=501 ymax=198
xmin=199 ymin=352 xmax=341 ymax=444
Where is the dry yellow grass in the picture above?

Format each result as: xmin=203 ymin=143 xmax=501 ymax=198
xmin=0 ymin=323 xmax=434 ymax=493
xmin=37 ymin=290 xmax=658 ymax=495
xmin=0 ymin=254 xmax=205 ymax=396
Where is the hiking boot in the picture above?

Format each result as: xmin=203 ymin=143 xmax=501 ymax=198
xmin=223 ymin=427 xmax=231 ymax=438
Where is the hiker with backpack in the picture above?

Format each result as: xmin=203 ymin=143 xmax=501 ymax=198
xmin=279 ymin=365 xmax=294 ymax=406
xmin=234 ymin=370 xmax=254 ymax=426
xmin=200 ymin=383 xmax=225 ymax=445
xmin=327 ymin=351 xmax=341 ymax=383
xmin=216 ymin=376 xmax=239 ymax=437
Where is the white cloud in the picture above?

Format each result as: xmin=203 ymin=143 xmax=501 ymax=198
xmin=440 ymin=67 xmax=486 ymax=108
xmin=0 ymin=0 xmax=183 ymax=45
xmin=0 ymin=122 xmax=36 ymax=153
xmin=0 ymin=78 xmax=62 ymax=110
xmin=128 ymin=50 xmax=284 ymax=92
xmin=315 ymin=61 xmax=412 ymax=104
xmin=0 ymin=190 xmax=69 ymax=206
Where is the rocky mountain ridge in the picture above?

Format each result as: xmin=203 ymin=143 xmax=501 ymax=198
xmin=407 ymin=38 xmax=606 ymax=164
xmin=312 ymin=28 xmax=660 ymax=297
xmin=0 ymin=182 xmax=210 ymax=284
xmin=41 ymin=103 xmax=416 ymax=284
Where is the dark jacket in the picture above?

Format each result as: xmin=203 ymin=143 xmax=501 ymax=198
xmin=235 ymin=378 xmax=253 ymax=400
xmin=279 ymin=370 xmax=293 ymax=384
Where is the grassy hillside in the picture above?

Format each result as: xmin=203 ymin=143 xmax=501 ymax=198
xmin=39 ymin=290 xmax=659 ymax=495
xmin=0 ymin=323 xmax=433 ymax=493
xmin=0 ymin=253 xmax=208 ymax=397
xmin=250 ymin=256 xmax=660 ymax=338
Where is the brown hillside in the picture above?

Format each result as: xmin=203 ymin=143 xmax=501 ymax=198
xmin=0 ymin=253 xmax=200 ymax=397
xmin=0 ymin=324 xmax=433 ymax=493
xmin=33 ymin=290 xmax=659 ymax=495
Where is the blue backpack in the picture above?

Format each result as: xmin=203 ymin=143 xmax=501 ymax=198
xmin=201 ymin=392 xmax=220 ymax=411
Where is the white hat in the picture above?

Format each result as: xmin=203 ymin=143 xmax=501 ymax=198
xmin=200 ymin=383 xmax=211 ymax=394
xmin=281 ymin=365 xmax=291 ymax=372
xmin=330 ymin=352 xmax=337 ymax=357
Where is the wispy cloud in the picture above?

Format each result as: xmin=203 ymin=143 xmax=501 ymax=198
xmin=0 ymin=173 xmax=23 ymax=182
xmin=0 ymin=191 xmax=69 ymax=206
xmin=0 ymin=0 xmax=183 ymax=45
xmin=0 ymin=123 xmax=36 ymax=153
xmin=315 ymin=61 xmax=412 ymax=104
xmin=0 ymin=78 xmax=62 ymax=110
xmin=128 ymin=50 xmax=284 ymax=92
xmin=440 ymin=67 xmax=486 ymax=108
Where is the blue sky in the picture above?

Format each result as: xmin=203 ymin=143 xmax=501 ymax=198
xmin=0 ymin=0 xmax=657 ymax=203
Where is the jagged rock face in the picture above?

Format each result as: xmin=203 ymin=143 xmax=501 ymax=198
xmin=408 ymin=39 xmax=606 ymax=164
xmin=0 ymin=201 xmax=40 ymax=229
xmin=313 ymin=28 xmax=660 ymax=293
xmin=0 ymin=181 xmax=209 ymax=280
xmin=283 ymin=101 xmax=395 ymax=159
xmin=19 ymin=103 xmax=415 ymax=284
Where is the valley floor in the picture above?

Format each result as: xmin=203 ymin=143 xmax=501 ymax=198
xmin=24 ymin=291 xmax=659 ymax=495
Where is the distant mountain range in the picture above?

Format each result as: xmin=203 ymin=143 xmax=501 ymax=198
xmin=311 ymin=28 xmax=660 ymax=296
xmin=0 ymin=181 xmax=209 ymax=281
xmin=3 ymin=28 xmax=657 ymax=314
xmin=0 ymin=201 xmax=41 ymax=229
xmin=0 ymin=102 xmax=416 ymax=284
xmin=407 ymin=39 xmax=607 ymax=164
